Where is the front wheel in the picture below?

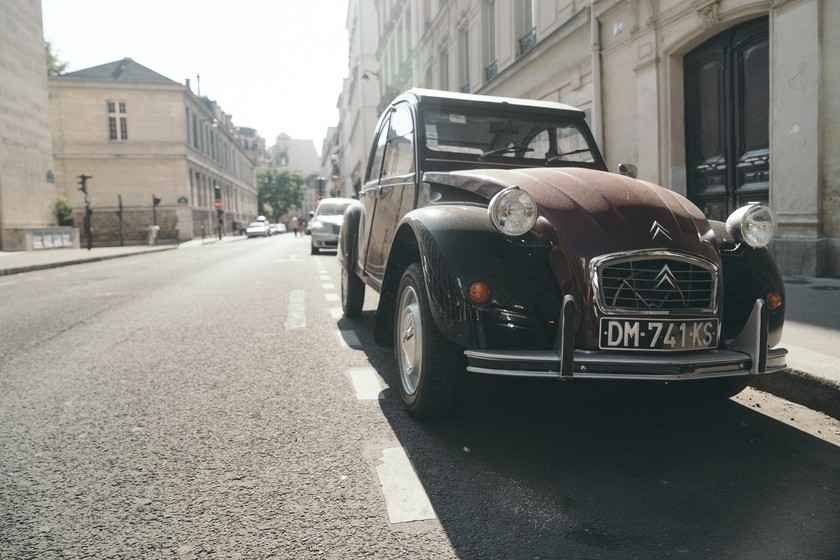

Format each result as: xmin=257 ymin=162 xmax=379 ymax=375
xmin=310 ymin=242 xmax=319 ymax=255
xmin=394 ymin=263 xmax=461 ymax=419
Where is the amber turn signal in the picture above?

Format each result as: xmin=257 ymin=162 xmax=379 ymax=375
xmin=469 ymin=281 xmax=492 ymax=305
xmin=766 ymin=291 xmax=783 ymax=310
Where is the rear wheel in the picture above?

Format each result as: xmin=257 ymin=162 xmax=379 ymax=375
xmin=341 ymin=259 xmax=365 ymax=318
xmin=394 ymin=263 xmax=461 ymax=419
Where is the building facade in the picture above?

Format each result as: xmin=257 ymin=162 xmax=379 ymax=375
xmin=320 ymin=126 xmax=343 ymax=199
xmin=0 ymin=0 xmax=73 ymax=251
xmin=368 ymin=0 xmax=839 ymax=278
xmin=337 ymin=0 xmax=381 ymax=199
xmin=267 ymin=133 xmax=322 ymax=218
xmin=49 ymin=58 xmax=258 ymax=245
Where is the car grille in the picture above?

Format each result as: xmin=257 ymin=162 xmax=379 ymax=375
xmin=593 ymin=252 xmax=718 ymax=314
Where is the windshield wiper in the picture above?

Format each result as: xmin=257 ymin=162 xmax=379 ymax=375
xmin=479 ymin=145 xmax=534 ymax=160
xmin=545 ymin=148 xmax=592 ymax=162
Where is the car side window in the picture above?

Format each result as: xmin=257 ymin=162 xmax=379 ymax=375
xmin=382 ymin=105 xmax=415 ymax=178
xmin=368 ymin=115 xmax=390 ymax=183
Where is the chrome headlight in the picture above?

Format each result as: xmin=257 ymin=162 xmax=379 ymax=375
xmin=488 ymin=186 xmax=538 ymax=237
xmin=725 ymin=203 xmax=776 ymax=248
xmin=309 ymin=220 xmax=323 ymax=230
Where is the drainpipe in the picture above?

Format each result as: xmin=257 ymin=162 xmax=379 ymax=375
xmin=590 ymin=1 xmax=604 ymax=155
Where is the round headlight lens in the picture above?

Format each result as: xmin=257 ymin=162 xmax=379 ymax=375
xmin=725 ymin=204 xmax=776 ymax=248
xmin=488 ymin=186 xmax=537 ymax=237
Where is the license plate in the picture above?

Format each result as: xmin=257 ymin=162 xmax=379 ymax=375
xmin=599 ymin=318 xmax=718 ymax=351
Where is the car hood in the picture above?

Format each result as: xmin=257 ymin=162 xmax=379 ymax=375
xmin=423 ymin=167 xmax=719 ymax=264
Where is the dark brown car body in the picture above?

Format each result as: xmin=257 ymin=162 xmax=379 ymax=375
xmin=338 ymin=89 xmax=787 ymax=418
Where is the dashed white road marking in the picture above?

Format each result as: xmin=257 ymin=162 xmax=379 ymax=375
xmin=347 ymin=368 xmax=384 ymax=400
xmin=329 ymin=308 xmax=343 ymax=319
xmin=325 ymin=293 xmax=339 ymax=302
xmin=338 ymin=329 xmax=361 ymax=348
xmin=376 ymin=447 xmax=437 ymax=524
xmin=285 ymin=289 xmax=306 ymax=329
xmin=321 ymin=282 xmax=335 ymax=291
xmin=276 ymin=255 xmax=304 ymax=263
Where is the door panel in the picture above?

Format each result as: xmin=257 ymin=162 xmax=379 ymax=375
xmin=358 ymin=113 xmax=390 ymax=282
xmin=686 ymin=49 xmax=729 ymax=221
xmin=685 ymin=18 xmax=769 ymax=221
xmin=363 ymin=103 xmax=417 ymax=284
xmin=734 ymin=29 xmax=770 ymax=208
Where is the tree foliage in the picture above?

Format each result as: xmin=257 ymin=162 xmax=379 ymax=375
xmin=55 ymin=196 xmax=74 ymax=225
xmin=45 ymin=41 xmax=68 ymax=76
xmin=257 ymin=168 xmax=306 ymax=220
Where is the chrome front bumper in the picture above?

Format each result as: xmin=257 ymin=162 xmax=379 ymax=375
xmin=465 ymin=297 xmax=788 ymax=381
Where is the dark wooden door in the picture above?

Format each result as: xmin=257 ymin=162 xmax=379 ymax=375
xmin=684 ymin=18 xmax=769 ymax=221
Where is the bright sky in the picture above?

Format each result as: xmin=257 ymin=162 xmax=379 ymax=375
xmin=41 ymin=0 xmax=349 ymax=152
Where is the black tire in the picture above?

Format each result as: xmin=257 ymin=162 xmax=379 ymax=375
xmin=394 ymin=263 xmax=462 ymax=419
xmin=341 ymin=257 xmax=365 ymax=318
xmin=310 ymin=242 xmax=319 ymax=255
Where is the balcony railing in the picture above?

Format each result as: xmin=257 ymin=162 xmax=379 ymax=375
xmin=518 ymin=27 xmax=536 ymax=57
xmin=484 ymin=60 xmax=498 ymax=82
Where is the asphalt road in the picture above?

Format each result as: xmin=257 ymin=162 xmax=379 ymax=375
xmin=1 ymin=234 xmax=838 ymax=559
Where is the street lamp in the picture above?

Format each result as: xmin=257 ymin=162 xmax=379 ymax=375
xmin=214 ymin=185 xmax=223 ymax=239
xmin=77 ymin=174 xmax=93 ymax=250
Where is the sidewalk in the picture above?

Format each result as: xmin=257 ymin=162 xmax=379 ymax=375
xmin=2 ymin=239 xmax=838 ymax=419
xmin=750 ymin=276 xmax=840 ymax=420
xmin=0 ymin=234 xmax=243 ymax=276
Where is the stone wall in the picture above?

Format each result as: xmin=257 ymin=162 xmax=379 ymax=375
xmin=76 ymin=208 xmax=178 ymax=246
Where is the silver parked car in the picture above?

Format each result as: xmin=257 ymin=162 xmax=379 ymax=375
xmin=245 ymin=221 xmax=269 ymax=238
xmin=308 ymin=198 xmax=356 ymax=254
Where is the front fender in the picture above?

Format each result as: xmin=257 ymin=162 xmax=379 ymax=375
xmin=720 ymin=246 xmax=786 ymax=348
xmin=400 ymin=205 xmax=559 ymax=349
xmin=710 ymin=221 xmax=785 ymax=347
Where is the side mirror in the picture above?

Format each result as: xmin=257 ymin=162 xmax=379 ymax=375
xmin=618 ymin=163 xmax=638 ymax=178
xmin=309 ymin=211 xmax=315 ymax=218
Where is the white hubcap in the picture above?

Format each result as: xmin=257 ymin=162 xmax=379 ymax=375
xmin=398 ymin=286 xmax=422 ymax=395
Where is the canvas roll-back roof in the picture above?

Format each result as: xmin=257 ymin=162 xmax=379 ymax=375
xmin=398 ymin=88 xmax=585 ymax=118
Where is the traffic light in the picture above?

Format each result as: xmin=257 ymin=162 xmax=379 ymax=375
xmin=152 ymin=195 xmax=161 ymax=207
xmin=77 ymin=174 xmax=92 ymax=194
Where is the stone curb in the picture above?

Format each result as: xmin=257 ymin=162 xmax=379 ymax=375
xmin=750 ymin=368 xmax=840 ymax=421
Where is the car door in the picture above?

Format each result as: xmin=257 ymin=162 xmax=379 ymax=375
xmin=360 ymin=102 xmax=417 ymax=285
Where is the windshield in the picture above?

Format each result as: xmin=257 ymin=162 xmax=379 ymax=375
xmin=316 ymin=202 xmax=353 ymax=216
xmin=421 ymin=108 xmax=595 ymax=164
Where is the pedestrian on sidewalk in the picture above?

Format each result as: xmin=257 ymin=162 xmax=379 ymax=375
xmin=290 ymin=216 xmax=300 ymax=237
